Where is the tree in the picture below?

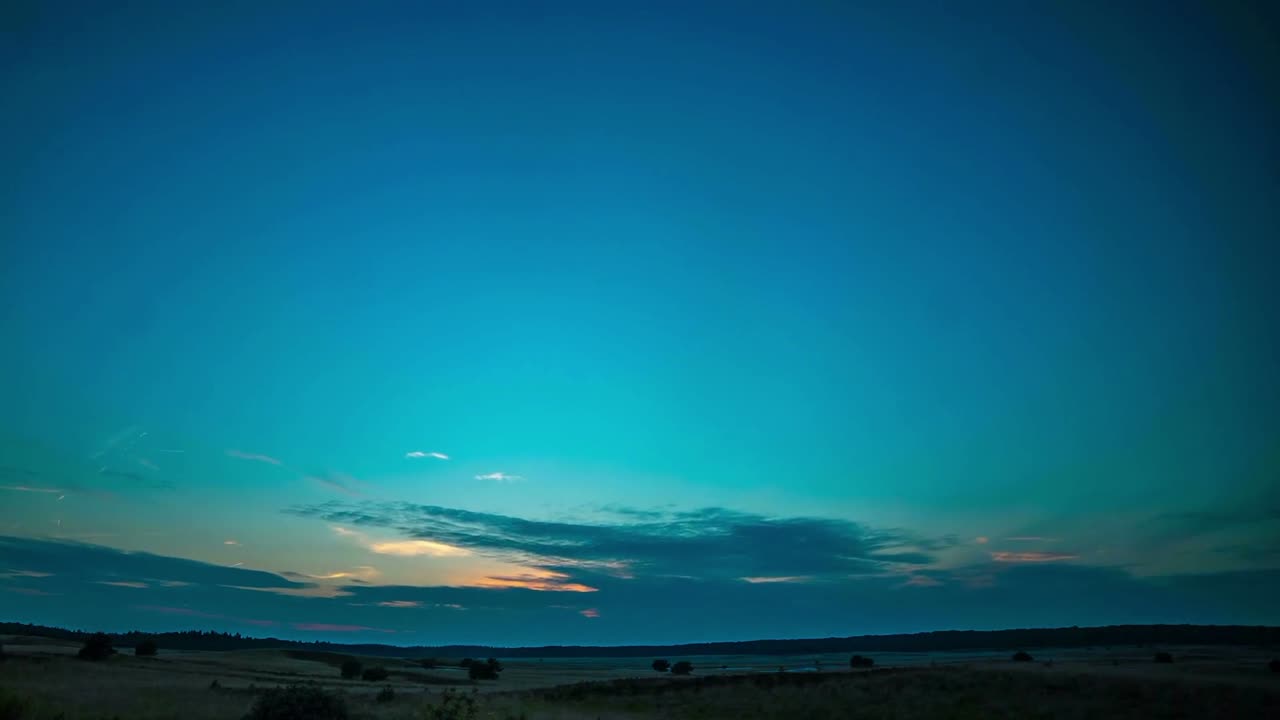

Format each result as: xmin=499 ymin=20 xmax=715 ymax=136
xmin=652 ymin=659 xmax=670 ymax=673
xmin=340 ymin=658 xmax=363 ymax=679
xmin=459 ymin=657 xmax=474 ymax=668
xmin=135 ymin=639 xmax=158 ymax=657
xmin=671 ymin=660 xmax=694 ymax=675
xmin=849 ymin=655 xmax=874 ymax=668
xmin=468 ymin=657 xmax=502 ymax=681
xmin=362 ymin=666 xmax=390 ymax=682
xmin=78 ymin=632 xmax=116 ymax=661
xmin=1153 ymin=651 xmax=1174 ymax=664
xmin=1011 ymin=651 xmax=1033 ymax=662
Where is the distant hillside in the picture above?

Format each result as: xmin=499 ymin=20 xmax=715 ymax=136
xmin=2 ymin=622 xmax=1276 ymax=658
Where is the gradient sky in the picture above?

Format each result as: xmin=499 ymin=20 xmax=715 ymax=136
xmin=2 ymin=1 xmax=1278 ymax=645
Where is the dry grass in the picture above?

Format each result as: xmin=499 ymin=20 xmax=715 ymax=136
xmin=2 ymin=639 xmax=1278 ymax=719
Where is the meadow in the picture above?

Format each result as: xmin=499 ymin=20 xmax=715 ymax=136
xmin=2 ymin=634 xmax=1278 ymax=719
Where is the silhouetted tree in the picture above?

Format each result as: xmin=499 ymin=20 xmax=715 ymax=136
xmin=849 ymin=655 xmax=874 ymax=668
xmin=135 ymin=639 xmax=158 ymax=657
xmin=1011 ymin=651 xmax=1033 ymax=662
xmin=244 ymin=685 xmax=348 ymax=720
xmin=340 ymin=658 xmax=363 ymax=679
xmin=78 ymin=632 xmax=116 ymax=661
xmin=671 ymin=660 xmax=694 ymax=675
xmin=1153 ymin=651 xmax=1174 ymax=664
xmin=652 ymin=659 xmax=671 ymax=672
xmin=362 ymin=666 xmax=389 ymax=682
xmin=468 ymin=657 xmax=502 ymax=680
xmin=459 ymin=658 xmax=474 ymax=668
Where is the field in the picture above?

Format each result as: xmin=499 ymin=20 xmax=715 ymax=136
xmin=2 ymin=634 xmax=1278 ymax=719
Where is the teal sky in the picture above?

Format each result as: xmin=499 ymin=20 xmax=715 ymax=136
xmin=2 ymin=0 xmax=1278 ymax=644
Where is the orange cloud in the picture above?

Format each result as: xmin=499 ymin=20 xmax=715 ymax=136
xmin=470 ymin=571 xmax=598 ymax=593
xmin=579 ymin=608 xmax=600 ymax=618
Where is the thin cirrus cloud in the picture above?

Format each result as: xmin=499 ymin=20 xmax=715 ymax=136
xmin=406 ymin=451 xmax=449 ymax=460
xmin=475 ymin=472 xmax=523 ymax=482
xmin=308 ymin=472 xmax=366 ymax=497
xmin=225 ymin=450 xmax=283 ymax=466
xmin=990 ymin=551 xmax=1078 ymax=563
xmin=377 ymin=600 xmax=421 ymax=608
xmin=94 ymin=580 xmax=149 ymax=589
xmin=579 ymin=608 xmax=600 ymax=618
xmin=330 ymin=525 xmax=469 ymax=558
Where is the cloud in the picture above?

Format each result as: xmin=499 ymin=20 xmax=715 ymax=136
xmin=472 ymin=572 xmax=598 ymax=593
xmin=287 ymin=502 xmax=941 ymax=585
xmin=138 ymin=458 xmax=159 ymax=471
xmin=95 ymin=580 xmax=149 ymax=588
xmin=0 ymin=569 xmax=54 ymax=579
xmin=377 ymin=600 xmax=421 ymax=608
xmin=990 ymin=552 xmax=1078 ymax=563
xmin=292 ymin=623 xmax=394 ymax=633
xmin=1 ymin=485 xmax=65 ymax=494
xmin=280 ymin=566 xmax=380 ymax=582
xmin=224 ymin=540 xmax=239 ymax=546
xmin=974 ymin=536 xmax=989 ymax=544
xmin=740 ymin=576 xmax=811 ymax=584
xmin=228 ymin=584 xmax=355 ymax=599
xmin=406 ymin=451 xmax=449 ymax=460
xmin=369 ymin=540 xmax=470 ymax=557
xmin=1005 ymin=536 xmax=1057 ymax=542
xmin=309 ymin=472 xmax=365 ymax=496
xmin=475 ymin=472 xmax=523 ymax=482
xmin=225 ymin=449 xmax=283 ymax=466
xmin=579 ymin=608 xmax=600 ymax=618
xmin=135 ymin=605 xmax=278 ymax=627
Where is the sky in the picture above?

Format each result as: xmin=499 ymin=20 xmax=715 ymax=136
xmin=1 ymin=1 xmax=1278 ymax=646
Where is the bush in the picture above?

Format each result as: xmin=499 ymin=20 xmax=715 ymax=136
xmin=468 ymin=658 xmax=502 ymax=680
xmin=243 ymin=685 xmax=348 ymax=720
xmin=849 ymin=655 xmax=874 ymax=668
xmin=78 ymin=632 xmax=116 ymax=661
xmin=375 ymin=686 xmax=395 ymax=703
xmin=209 ymin=679 xmax=222 ymax=690
xmin=671 ymin=660 xmax=694 ymax=675
xmin=135 ymin=639 xmax=158 ymax=657
xmin=1269 ymin=658 xmax=1279 ymax=673
xmin=340 ymin=659 xmax=363 ymax=679
xmin=652 ymin=658 xmax=670 ymax=672
xmin=1153 ymin=651 xmax=1174 ymax=664
xmin=361 ymin=666 xmax=389 ymax=682
xmin=424 ymin=689 xmax=478 ymax=720
xmin=1012 ymin=651 xmax=1033 ymax=662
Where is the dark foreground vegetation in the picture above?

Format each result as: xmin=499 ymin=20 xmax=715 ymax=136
xmin=3 ymin=621 xmax=1276 ymax=659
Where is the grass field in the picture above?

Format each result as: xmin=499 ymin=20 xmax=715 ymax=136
xmin=2 ymin=634 xmax=1278 ymax=719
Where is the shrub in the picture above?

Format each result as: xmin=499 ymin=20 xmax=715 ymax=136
xmin=1012 ymin=651 xmax=1033 ymax=662
xmin=849 ymin=655 xmax=874 ymax=668
xmin=78 ymin=632 xmax=116 ymax=661
xmin=468 ymin=658 xmax=502 ymax=681
xmin=671 ymin=660 xmax=694 ymax=675
xmin=1154 ymin=652 xmax=1174 ymax=664
xmin=242 ymin=685 xmax=348 ymax=720
xmin=361 ymin=666 xmax=389 ymax=682
xmin=424 ymin=688 xmax=478 ymax=720
xmin=340 ymin=659 xmax=362 ymax=679
xmin=209 ymin=679 xmax=222 ymax=690
xmin=375 ymin=686 xmax=395 ymax=703
xmin=652 ymin=659 xmax=671 ymax=673
xmin=135 ymin=639 xmax=158 ymax=657
xmin=1269 ymin=658 xmax=1279 ymax=673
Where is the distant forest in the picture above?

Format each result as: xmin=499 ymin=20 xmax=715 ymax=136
xmin=3 ymin=623 xmax=1277 ymax=658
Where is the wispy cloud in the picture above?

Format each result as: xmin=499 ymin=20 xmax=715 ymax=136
xmin=579 ymin=608 xmax=600 ymax=618
xmin=974 ymin=536 xmax=990 ymax=544
xmin=281 ymin=566 xmax=380 ymax=582
xmin=1 ymin=485 xmax=64 ymax=494
xmin=1005 ymin=536 xmax=1058 ymax=542
xmin=473 ymin=572 xmax=598 ymax=593
xmin=990 ymin=551 xmax=1077 ymax=563
xmin=227 ymin=584 xmax=354 ymax=599
xmin=740 ymin=576 xmax=811 ymax=584
xmin=292 ymin=623 xmax=394 ymax=633
xmin=406 ymin=451 xmax=449 ymax=460
xmin=369 ymin=539 xmax=469 ymax=557
xmin=475 ymin=472 xmax=523 ymax=482
xmin=0 ymin=569 xmax=54 ymax=579
xmin=138 ymin=458 xmax=159 ymax=471
xmin=377 ymin=600 xmax=421 ymax=608
xmin=226 ymin=449 xmax=283 ymax=466
xmin=223 ymin=540 xmax=239 ymax=546
xmin=309 ymin=472 xmax=365 ymax=496
xmin=95 ymin=580 xmax=149 ymax=588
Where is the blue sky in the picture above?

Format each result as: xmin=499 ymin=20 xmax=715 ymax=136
xmin=2 ymin=1 xmax=1278 ymax=644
